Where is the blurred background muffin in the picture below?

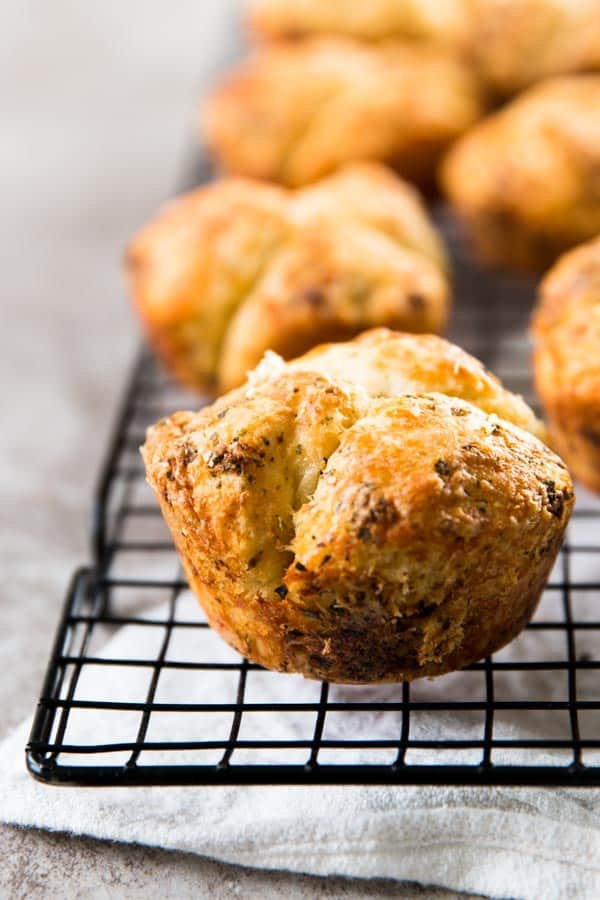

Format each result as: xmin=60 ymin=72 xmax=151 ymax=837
xmin=533 ymin=236 xmax=600 ymax=493
xmin=464 ymin=0 xmax=600 ymax=98
xmin=248 ymin=0 xmax=469 ymax=45
xmin=247 ymin=0 xmax=600 ymax=98
xmin=441 ymin=75 xmax=600 ymax=271
xmin=202 ymin=38 xmax=484 ymax=187
xmin=128 ymin=163 xmax=450 ymax=392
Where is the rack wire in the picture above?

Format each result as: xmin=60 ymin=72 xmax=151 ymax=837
xmin=27 ymin=157 xmax=600 ymax=786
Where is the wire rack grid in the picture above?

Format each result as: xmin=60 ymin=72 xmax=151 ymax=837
xmin=27 ymin=159 xmax=600 ymax=787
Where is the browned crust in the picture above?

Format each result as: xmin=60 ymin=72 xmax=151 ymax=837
xmin=532 ymin=236 xmax=600 ymax=493
xmin=142 ymin=330 xmax=572 ymax=683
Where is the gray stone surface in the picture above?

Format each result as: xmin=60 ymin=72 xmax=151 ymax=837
xmin=0 ymin=4 xmax=475 ymax=897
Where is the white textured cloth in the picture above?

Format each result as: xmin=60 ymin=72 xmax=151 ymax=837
xmin=2 ymin=538 xmax=600 ymax=900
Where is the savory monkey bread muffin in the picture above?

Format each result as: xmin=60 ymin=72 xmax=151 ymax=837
xmin=142 ymin=330 xmax=573 ymax=683
xmin=202 ymin=38 xmax=483 ymax=187
xmin=533 ymin=237 xmax=600 ymax=494
xmin=441 ymin=76 xmax=600 ymax=272
xmin=248 ymin=0 xmax=600 ymax=98
xmin=127 ymin=163 xmax=450 ymax=393
xmin=463 ymin=0 xmax=600 ymax=98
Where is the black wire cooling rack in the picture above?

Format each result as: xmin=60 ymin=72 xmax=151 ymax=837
xmin=27 ymin=157 xmax=600 ymax=787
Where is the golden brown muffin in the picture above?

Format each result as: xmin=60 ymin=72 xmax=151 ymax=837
xmin=533 ymin=237 xmax=600 ymax=493
xmin=142 ymin=329 xmax=572 ymax=683
xmin=202 ymin=38 xmax=483 ymax=188
xmin=127 ymin=163 xmax=450 ymax=393
xmin=464 ymin=0 xmax=600 ymax=98
xmin=441 ymin=76 xmax=600 ymax=272
xmin=248 ymin=0 xmax=469 ymax=45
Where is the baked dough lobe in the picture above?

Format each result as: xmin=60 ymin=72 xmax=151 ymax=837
xmin=143 ymin=330 xmax=572 ymax=682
